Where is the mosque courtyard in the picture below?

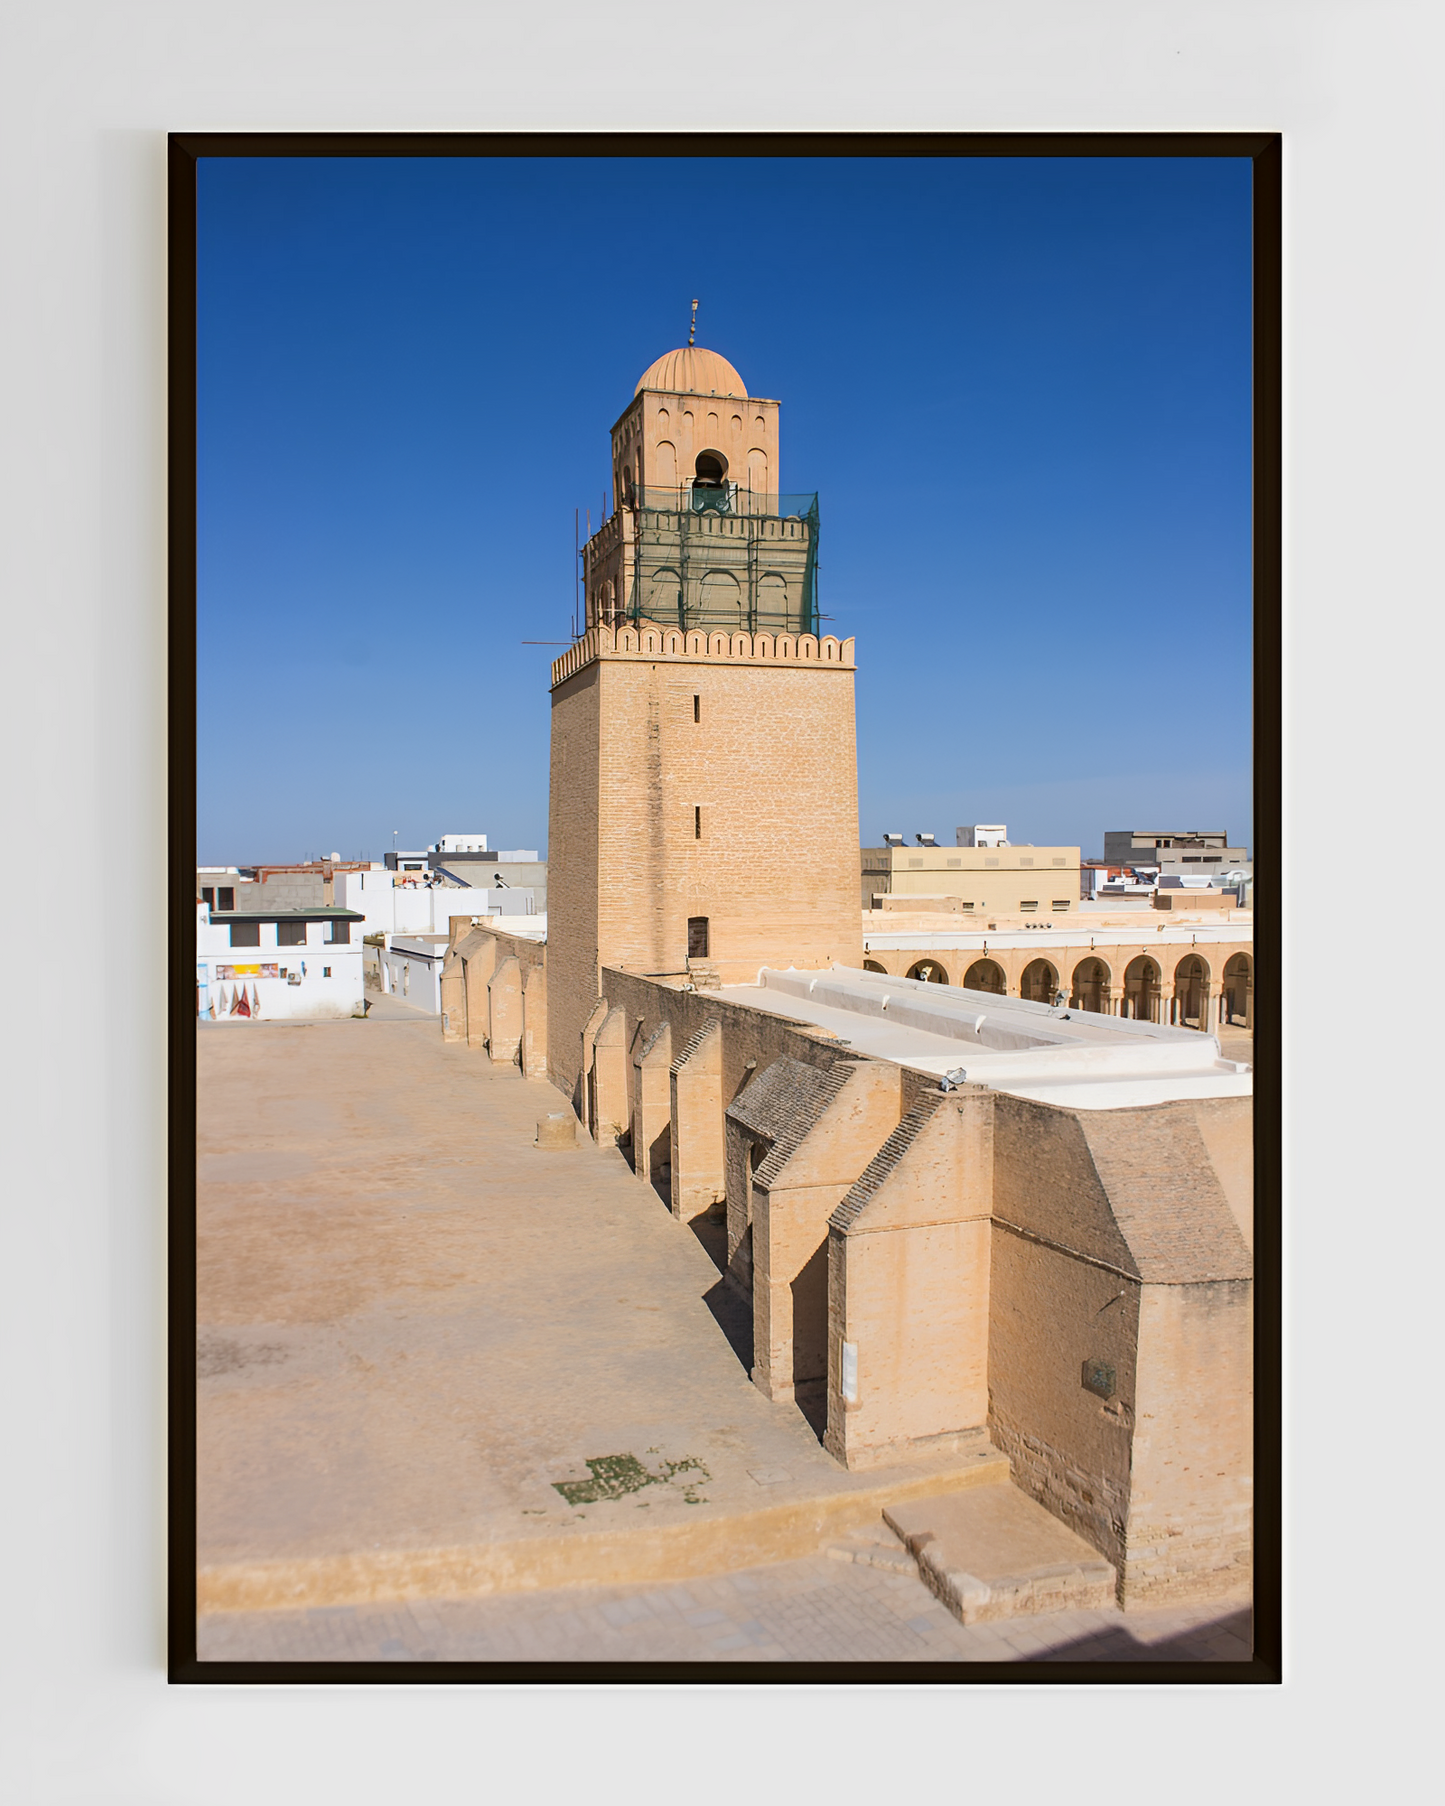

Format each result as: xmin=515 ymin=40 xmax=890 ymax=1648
xmin=195 ymin=994 xmax=1250 ymax=1665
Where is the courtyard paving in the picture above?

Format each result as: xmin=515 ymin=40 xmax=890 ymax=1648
xmin=195 ymin=998 xmax=1251 ymax=1665
xmin=198 ymin=1549 xmax=1251 ymax=1665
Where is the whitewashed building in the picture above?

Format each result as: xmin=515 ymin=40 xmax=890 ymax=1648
xmin=196 ymin=898 xmax=366 ymax=1021
xmin=378 ymin=934 xmax=448 ymax=1012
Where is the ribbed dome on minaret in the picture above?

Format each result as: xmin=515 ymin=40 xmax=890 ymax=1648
xmin=634 ymin=346 xmax=747 ymax=398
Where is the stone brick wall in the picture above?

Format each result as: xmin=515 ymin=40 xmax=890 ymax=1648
xmin=439 ymin=919 xmax=546 ymax=1060
xmin=599 ymin=970 xmax=847 ymax=1147
xmin=547 ymin=627 xmax=862 ymax=1103
xmin=629 ymin=1020 xmax=672 ymax=1193
xmin=1124 ymin=1278 xmax=1253 ymax=1606
xmin=669 ymin=1021 xmax=725 ymax=1220
xmin=1189 ymin=1096 xmax=1253 ymax=1251
xmin=547 ymin=661 xmax=602 ymax=1109
xmin=986 ymin=1092 xmax=1253 ymax=1602
xmin=722 ymin=1058 xmax=902 ymax=1406
xmin=560 ymin=965 xmax=1254 ymax=1611
xmin=987 ymin=1227 xmax=1140 ymax=1571
xmin=824 ymin=1089 xmax=994 ymax=1470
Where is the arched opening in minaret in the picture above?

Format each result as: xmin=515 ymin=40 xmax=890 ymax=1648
xmin=691 ymin=450 xmax=730 ymax=513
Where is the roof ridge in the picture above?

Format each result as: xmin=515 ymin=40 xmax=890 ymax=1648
xmin=830 ymin=1089 xmax=948 ymax=1232
xmin=725 ymin=1056 xmax=852 ymax=1189
xmin=670 ymin=1019 xmax=718 ymax=1076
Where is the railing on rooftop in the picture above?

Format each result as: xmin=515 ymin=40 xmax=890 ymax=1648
xmin=630 ymin=484 xmax=820 ymax=522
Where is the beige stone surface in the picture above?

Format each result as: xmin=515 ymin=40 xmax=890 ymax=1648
xmin=197 ymin=1011 xmax=1007 ymax=1612
xmin=521 ymin=961 xmax=548 ymax=1078
xmin=883 ymin=1484 xmax=1117 ymax=1624
xmin=825 ymin=1088 xmax=995 ymax=1468
xmin=861 ymin=926 xmax=1254 ymax=1030
xmin=864 ymin=844 xmax=1083 ymax=917
xmin=486 ymin=955 xmax=523 ymax=1065
xmin=1124 ymin=1280 xmax=1253 ymax=1607
xmin=547 ymin=629 xmax=863 ymax=1102
xmin=197 ymin=1547 xmax=1252 ymax=1665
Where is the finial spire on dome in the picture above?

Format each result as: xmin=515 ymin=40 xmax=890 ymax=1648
xmin=688 ymin=298 xmax=699 ymax=347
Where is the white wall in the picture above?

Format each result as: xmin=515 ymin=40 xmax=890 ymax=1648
xmin=335 ymin=868 xmax=399 ymax=938
xmin=196 ymin=904 xmax=357 ymax=956
xmin=197 ymin=946 xmax=365 ymax=1021
xmin=334 ymin=870 xmax=524 ymax=936
xmin=196 ymin=903 xmax=365 ymax=1019
xmin=380 ymin=943 xmax=442 ymax=1012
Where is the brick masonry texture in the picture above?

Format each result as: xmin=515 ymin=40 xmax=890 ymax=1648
xmin=558 ymin=966 xmax=1254 ymax=1609
xmin=547 ymin=633 xmax=862 ymax=1103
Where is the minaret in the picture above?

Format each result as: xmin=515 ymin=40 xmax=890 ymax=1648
xmin=582 ymin=342 xmax=816 ymax=636
xmin=547 ymin=341 xmax=862 ymax=1106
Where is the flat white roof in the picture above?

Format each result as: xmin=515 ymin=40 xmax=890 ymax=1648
xmin=863 ymin=921 xmax=1252 ymax=953
xmin=715 ymin=966 xmax=1250 ymax=1111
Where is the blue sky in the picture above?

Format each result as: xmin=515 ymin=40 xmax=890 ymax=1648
xmin=197 ymin=154 xmax=1252 ymax=863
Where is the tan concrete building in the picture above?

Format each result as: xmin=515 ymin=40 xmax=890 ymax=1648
xmin=862 ymin=842 xmax=1083 ymax=916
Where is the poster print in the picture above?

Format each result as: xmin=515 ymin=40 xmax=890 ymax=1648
xmin=172 ymin=135 xmax=1279 ymax=1681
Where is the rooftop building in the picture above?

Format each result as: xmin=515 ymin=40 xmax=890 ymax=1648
xmin=1103 ymin=828 xmax=1250 ymax=870
xmin=861 ymin=842 xmax=1082 ymax=916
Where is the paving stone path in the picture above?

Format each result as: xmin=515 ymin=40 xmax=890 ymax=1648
xmin=199 ymin=1552 xmax=1251 ymax=1665
xmin=196 ymin=999 xmax=1252 ymax=1665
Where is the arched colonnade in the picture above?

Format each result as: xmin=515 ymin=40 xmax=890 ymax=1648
xmin=863 ymin=947 xmax=1253 ymax=1032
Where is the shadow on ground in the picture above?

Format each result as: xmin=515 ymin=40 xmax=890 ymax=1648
xmin=1034 ymin=1605 xmax=1252 ymax=1662
xmin=701 ymin=1278 xmax=754 ymax=1376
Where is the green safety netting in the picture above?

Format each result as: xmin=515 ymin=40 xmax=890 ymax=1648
xmin=618 ymin=488 xmax=821 ymax=634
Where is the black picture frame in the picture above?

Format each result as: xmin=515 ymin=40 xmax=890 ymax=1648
xmin=169 ymin=130 xmax=1281 ymax=1684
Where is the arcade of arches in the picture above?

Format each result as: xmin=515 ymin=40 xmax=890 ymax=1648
xmin=861 ymin=940 xmax=1253 ymax=1031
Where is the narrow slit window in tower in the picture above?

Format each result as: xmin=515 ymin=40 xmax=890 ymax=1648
xmin=693 ymin=694 xmax=700 ymax=722
xmin=694 ymin=806 xmax=702 ymax=839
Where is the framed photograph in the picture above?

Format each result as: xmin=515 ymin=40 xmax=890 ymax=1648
xmin=171 ymin=133 xmax=1279 ymax=1681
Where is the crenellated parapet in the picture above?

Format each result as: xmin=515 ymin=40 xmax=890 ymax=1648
xmin=551 ymin=617 xmax=856 ymax=687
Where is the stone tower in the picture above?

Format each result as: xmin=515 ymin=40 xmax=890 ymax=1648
xmin=547 ymin=343 xmax=863 ymax=1105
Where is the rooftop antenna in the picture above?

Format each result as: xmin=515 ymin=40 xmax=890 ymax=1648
xmin=688 ymin=298 xmax=699 ymax=347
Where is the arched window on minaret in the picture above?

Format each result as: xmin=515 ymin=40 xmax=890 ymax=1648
xmin=699 ymin=571 xmax=742 ymax=623
xmin=695 ymin=450 xmax=727 ymax=488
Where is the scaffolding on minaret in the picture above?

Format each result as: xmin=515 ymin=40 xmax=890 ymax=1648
xmin=621 ymin=485 xmax=820 ymax=636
